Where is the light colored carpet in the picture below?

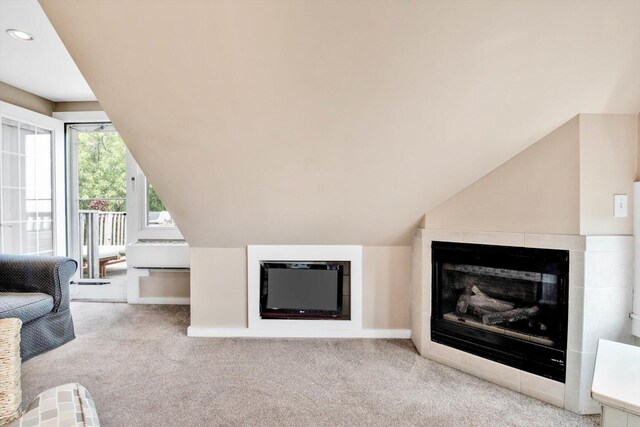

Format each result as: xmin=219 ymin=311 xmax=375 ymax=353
xmin=21 ymin=303 xmax=599 ymax=426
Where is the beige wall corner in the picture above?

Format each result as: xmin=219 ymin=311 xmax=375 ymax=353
xmin=53 ymin=101 xmax=102 ymax=112
xmin=418 ymin=214 xmax=427 ymax=229
xmin=362 ymin=246 xmax=411 ymax=329
xmin=190 ymin=247 xmax=247 ymax=328
xmin=139 ymin=271 xmax=190 ymax=299
xmin=423 ymin=117 xmax=581 ymax=235
xmin=0 ymin=81 xmax=54 ymax=116
xmin=410 ymin=232 xmax=427 ymax=353
xmin=579 ymin=114 xmax=638 ymax=235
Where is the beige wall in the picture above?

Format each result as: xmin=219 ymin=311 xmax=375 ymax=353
xmin=425 ymin=117 xmax=581 ymax=234
xmin=53 ymin=101 xmax=102 ymax=112
xmin=579 ymin=114 xmax=638 ymax=235
xmin=0 ymin=84 xmax=101 ymax=116
xmin=425 ymin=114 xmax=639 ymax=236
xmin=190 ymin=246 xmax=411 ymax=330
xmin=0 ymin=81 xmax=53 ymax=116
xmin=362 ymin=246 xmax=411 ymax=329
xmin=190 ymin=248 xmax=247 ymax=328
xmin=139 ymin=271 xmax=190 ymax=298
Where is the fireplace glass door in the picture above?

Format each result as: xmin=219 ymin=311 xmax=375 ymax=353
xmin=431 ymin=242 xmax=569 ymax=382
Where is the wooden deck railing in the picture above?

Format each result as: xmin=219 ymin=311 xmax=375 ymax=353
xmin=98 ymin=211 xmax=127 ymax=246
xmin=80 ymin=211 xmax=127 ymax=246
xmin=80 ymin=211 xmax=127 ymax=278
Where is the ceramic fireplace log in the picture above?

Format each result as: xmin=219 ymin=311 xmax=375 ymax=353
xmin=456 ymin=289 xmax=473 ymax=313
xmin=456 ymin=285 xmax=515 ymax=314
xmin=469 ymin=305 xmax=494 ymax=317
xmin=455 ymin=291 xmax=493 ymax=317
xmin=481 ymin=306 xmax=540 ymax=326
xmin=450 ymin=273 xmax=539 ymax=304
xmin=467 ymin=285 xmax=515 ymax=312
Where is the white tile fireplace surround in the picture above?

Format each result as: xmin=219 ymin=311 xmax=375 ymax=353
xmin=411 ymin=229 xmax=634 ymax=415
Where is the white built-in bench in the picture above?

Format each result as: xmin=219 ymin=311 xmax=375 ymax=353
xmin=591 ymin=339 xmax=640 ymax=427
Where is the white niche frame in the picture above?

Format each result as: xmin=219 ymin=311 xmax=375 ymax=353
xmin=247 ymin=245 xmax=363 ymax=333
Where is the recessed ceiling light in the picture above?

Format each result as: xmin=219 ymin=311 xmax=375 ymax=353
xmin=6 ymin=29 xmax=35 ymax=42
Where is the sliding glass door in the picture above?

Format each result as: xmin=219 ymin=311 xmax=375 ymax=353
xmin=0 ymin=118 xmax=55 ymax=255
xmin=67 ymin=123 xmax=129 ymax=300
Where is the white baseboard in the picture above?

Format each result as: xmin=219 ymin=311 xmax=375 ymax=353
xmin=128 ymin=297 xmax=190 ymax=305
xmin=187 ymin=326 xmax=411 ymax=339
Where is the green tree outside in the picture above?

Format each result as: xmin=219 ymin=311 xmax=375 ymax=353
xmin=78 ymin=130 xmax=167 ymax=213
xmin=147 ymin=184 xmax=166 ymax=212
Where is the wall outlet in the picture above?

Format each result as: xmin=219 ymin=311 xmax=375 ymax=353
xmin=613 ymin=194 xmax=628 ymax=217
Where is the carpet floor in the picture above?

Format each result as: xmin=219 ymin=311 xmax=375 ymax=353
xmin=21 ymin=303 xmax=599 ymax=426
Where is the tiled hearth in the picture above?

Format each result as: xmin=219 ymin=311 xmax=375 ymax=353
xmin=410 ymin=229 xmax=634 ymax=415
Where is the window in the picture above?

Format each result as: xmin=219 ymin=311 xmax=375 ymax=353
xmin=126 ymin=148 xmax=183 ymax=241
xmin=1 ymin=118 xmax=54 ymax=255
xmin=146 ymin=182 xmax=174 ymax=227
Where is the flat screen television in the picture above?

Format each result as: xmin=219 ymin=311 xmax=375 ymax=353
xmin=260 ymin=261 xmax=344 ymax=319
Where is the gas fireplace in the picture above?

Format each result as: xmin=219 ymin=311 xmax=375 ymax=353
xmin=431 ymin=241 xmax=569 ymax=382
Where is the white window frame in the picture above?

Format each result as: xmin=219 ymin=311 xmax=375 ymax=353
xmin=126 ymin=151 xmax=183 ymax=241
xmin=56 ymin=111 xmax=111 ymax=275
xmin=1 ymin=101 xmax=66 ymax=256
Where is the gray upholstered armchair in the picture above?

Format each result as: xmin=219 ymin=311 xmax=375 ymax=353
xmin=0 ymin=254 xmax=77 ymax=361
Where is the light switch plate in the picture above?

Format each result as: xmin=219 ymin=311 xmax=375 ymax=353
xmin=613 ymin=194 xmax=628 ymax=217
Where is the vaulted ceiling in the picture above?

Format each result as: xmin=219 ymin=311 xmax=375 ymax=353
xmin=39 ymin=0 xmax=640 ymax=246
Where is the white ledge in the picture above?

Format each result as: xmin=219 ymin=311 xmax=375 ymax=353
xmin=187 ymin=326 xmax=411 ymax=339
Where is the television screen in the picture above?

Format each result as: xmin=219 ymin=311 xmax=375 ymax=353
xmin=260 ymin=262 xmax=343 ymax=318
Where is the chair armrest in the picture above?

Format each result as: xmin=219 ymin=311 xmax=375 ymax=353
xmin=0 ymin=255 xmax=77 ymax=312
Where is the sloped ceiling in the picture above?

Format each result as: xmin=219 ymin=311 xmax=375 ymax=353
xmin=39 ymin=0 xmax=640 ymax=246
xmin=0 ymin=0 xmax=95 ymax=101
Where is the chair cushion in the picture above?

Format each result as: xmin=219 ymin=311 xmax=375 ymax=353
xmin=7 ymin=383 xmax=100 ymax=427
xmin=82 ymin=245 xmax=126 ymax=261
xmin=0 ymin=293 xmax=53 ymax=323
